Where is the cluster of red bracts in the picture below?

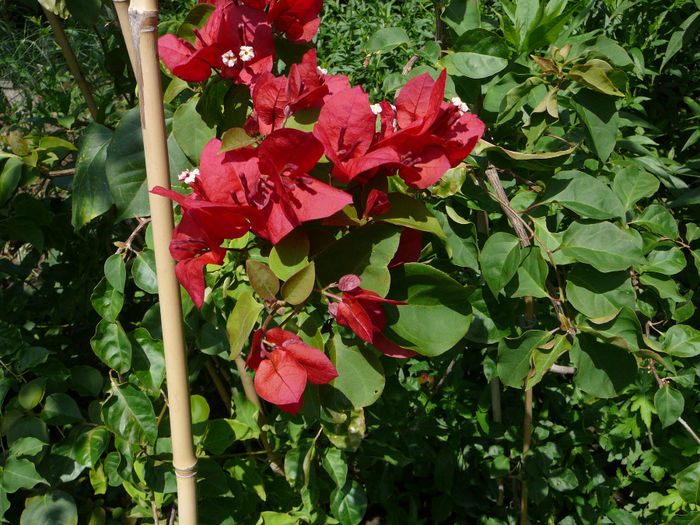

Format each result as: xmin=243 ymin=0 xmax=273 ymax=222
xmin=158 ymin=0 xmax=321 ymax=84
xmin=154 ymin=2 xmax=485 ymax=413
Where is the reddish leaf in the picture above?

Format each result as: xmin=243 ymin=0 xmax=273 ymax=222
xmin=373 ymin=333 xmax=418 ymax=358
xmin=284 ymin=341 xmax=338 ymax=384
xmin=254 ymin=349 xmax=307 ymax=405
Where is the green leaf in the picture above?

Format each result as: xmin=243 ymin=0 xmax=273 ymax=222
xmin=9 ymin=437 xmax=46 ymax=458
xmin=321 ymin=448 xmax=347 ymax=487
xmin=568 ymin=59 xmax=625 ymax=97
xmin=480 ymin=232 xmax=521 ymax=296
xmin=104 ymin=254 xmax=126 ymax=293
xmin=612 ymin=165 xmax=659 ymax=211
xmin=497 ymin=77 xmax=544 ymax=123
xmin=641 ymin=245 xmax=686 ymax=275
xmin=560 ymin=222 xmax=643 ymax=273
xmin=0 ymin=157 xmax=23 ymax=206
xmin=384 ymin=263 xmax=472 ymax=356
xmin=20 ymin=491 xmax=77 ymax=525
xmin=2 ymin=456 xmax=47 ymax=493
xmin=327 ymin=335 xmax=385 ymax=409
xmin=70 ymin=124 xmax=115 ymax=228
xmin=219 ymin=127 xmax=256 ymax=152
xmin=284 ymin=107 xmax=321 ymax=133
xmin=566 ymin=267 xmax=635 ymax=322
xmin=443 ymin=0 xmax=480 ymax=35
xmin=37 ymin=0 xmax=68 ymax=17
xmin=68 ymin=366 xmax=103 ymax=397
xmin=130 ymin=328 xmax=166 ymax=392
xmin=677 ymin=462 xmax=700 ymax=505
xmin=75 ymin=427 xmax=110 ymax=468
xmin=572 ymin=89 xmax=619 ymax=162
xmin=90 ymin=278 xmax=124 ymax=322
xmin=542 ymin=170 xmax=624 ymax=220
xmin=105 ymin=107 xmax=149 ymax=221
xmin=380 ymin=193 xmax=445 ymax=238
xmin=18 ymin=379 xmax=45 ymax=410
xmin=440 ymin=29 xmax=509 ymax=79
xmin=430 ymin=165 xmax=467 ymax=198
xmin=177 ymin=3 xmax=215 ymax=42
xmin=281 ymin=262 xmax=315 ymax=305
xmin=246 ymin=260 xmax=279 ymax=300
xmin=570 ymin=335 xmax=637 ymax=398
xmin=582 ymin=307 xmax=643 ymax=351
xmin=639 ymin=273 xmax=685 ymax=303
xmin=90 ymin=320 xmax=132 ymax=374
xmin=662 ymin=325 xmax=700 ymax=358
xmin=514 ymin=0 xmax=539 ymax=47
xmin=654 ymin=385 xmax=684 ymax=428
xmin=190 ymin=394 xmax=210 ymax=424
xmin=435 ymin=210 xmax=479 ymax=270
xmin=316 ymin=224 xmax=401 ymax=297
xmin=226 ymin=290 xmax=264 ymax=360
xmin=607 ymin=509 xmax=642 ymax=525
xmin=548 ymin=468 xmax=579 ymax=492
xmin=661 ymin=12 xmax=700 ymax=70
xmin=103 ymin=383 xmax=157 ymax=444
xmin=331 ymin=480 xmax=367 ymax=525
xmin=269 ymin=229 xmax=310 ymax=281
xmin=132 ymin=249 xmax=159 ymax=294
xmin=511 ymin=247 xmax=549 ymax=298
xmin=366 ymin=27 xmax=410 ymax=52
xmin=498 ymin=330 xmax=551 ymax=388
xmin=64 ymin=0 xmax=101 ymax=25
xmin=41 ymin=393 xmax=83 ymax=425
xmin=527 ymin=335 xmax=571 ymax=389
xmin=481 ymin=141 xmax=575 ymax=171
xmin=632 ymin=204 xmax=679 ymax=239
xmin=173 ymin=97 xmax=217 ymax=163
xmin=260 ymin=512 xmax=299 ymax=525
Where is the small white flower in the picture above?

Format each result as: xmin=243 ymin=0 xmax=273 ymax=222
xmin=450 ymin=96 xmax=469 ymax=114
xmin=317 ymin=66 xmax=328 ymax=75
xmin=370 ymin=103 xmax=382 ymax=115
xmin=221 ymin=50 xmax=237 ymax=68
xmin=178 ymin=168 xmax=199 ymax=185
xmin=239 ymin=46 xmax=255 ymax=62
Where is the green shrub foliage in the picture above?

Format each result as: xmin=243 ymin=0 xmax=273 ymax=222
xmin=1 ymin=0 xmax=699 ymax=523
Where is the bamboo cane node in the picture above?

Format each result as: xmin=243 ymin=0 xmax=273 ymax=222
xmin=174 ymin=461 xmax=198 ymax=479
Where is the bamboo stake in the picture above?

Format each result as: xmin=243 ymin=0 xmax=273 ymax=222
xmin=112 ymin=0 xmax=138 ymax=74
xmin=42 ymin=6 xmax=100 ymax=121
xmin=126 ymin=2 xmax=198 ymax=523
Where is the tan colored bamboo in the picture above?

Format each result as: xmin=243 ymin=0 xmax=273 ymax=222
xmin=42 ymin=6 xmax=100 ymax=121
xmin=112 ymin=0 xmax=138 ymax=74
xmin=126 ymin=1 xmax=198 ymax=523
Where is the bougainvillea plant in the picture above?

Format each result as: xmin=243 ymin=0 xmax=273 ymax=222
xmin=155 ymin=0 xmax=484 ymax=413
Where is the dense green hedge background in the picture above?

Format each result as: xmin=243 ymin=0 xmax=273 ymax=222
xmin=1 ymin=0 xmax=699 ymax=523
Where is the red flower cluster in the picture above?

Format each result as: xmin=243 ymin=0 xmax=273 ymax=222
xmin=246 ymin=328 xmax=338 ymax=414
xmin=159 ymin=0 xmax=323 ymax=85
xmin=327 ymin=274 xmax=417 ymax=359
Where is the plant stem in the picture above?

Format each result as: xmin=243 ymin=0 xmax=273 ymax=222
xmin=234 ymin=355 xmax=284 ymax=475
xmin=484 ymin=165 xmax=534 ymax=523
xmin=205 ymin=359 xmax=231 ymax=414
xmin=42 ymin=7 xmax=100 ymax=122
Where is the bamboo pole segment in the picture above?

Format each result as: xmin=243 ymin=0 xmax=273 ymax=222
xmin=113 ymin=0 xmax=138 ymax=74
xmin=42 ymin=6 xmax=100 ymax=121
xmin=127 ymin=1 xmax=198 ymax=523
